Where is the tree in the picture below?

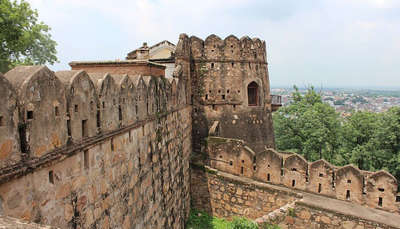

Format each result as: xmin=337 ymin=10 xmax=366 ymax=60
xmin=337 ymin=111 xmax=379 ymax=170
xmin=0 ymin=0 xmax=57 ymax=72
xmin=273 ymin=86 xmax=341 ymax=162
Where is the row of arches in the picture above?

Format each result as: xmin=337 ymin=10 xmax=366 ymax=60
xmin=0 ymin=66 xmax=186 ymax=169
xmin=208 ymin=140 xmax=399 ymax=213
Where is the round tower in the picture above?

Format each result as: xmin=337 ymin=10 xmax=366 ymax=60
xmin=184 ymin=34 xmax=275 ymax=153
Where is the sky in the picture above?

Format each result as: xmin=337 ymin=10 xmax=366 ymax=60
xmin=26 ymin=0 xmax=400 ymax=88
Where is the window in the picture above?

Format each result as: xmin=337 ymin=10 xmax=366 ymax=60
xmin=205 ymin=94 xmax=208 ymax=100
xmin=378 ymin=188 xmax=384 ymax=192
xmin=84 ymin=150 xmax=89 ymax=170
xmin=27 ymin=110 xmax=33 ymax=120
xmin=67 ymin=120 xmax=71 ymax=137
xmin=378 ymin=197 xmax=383 ymax=207
xmin=291 ymin=168 xmax=297 ymax=172
xmin=222 ymin=95 xmax=225 ymax=100
xmin=82 ymin=120 xmax=88 ymax=138
xmin=347 ymin=179 xmax=352 ymax=184
xmin=240 ymin=167 xmax=244 ymax=174
xmin=55 ymin=106 xmax=59 ymax=116
xmin=229 ymin=161 xmax=233 ymax=166
xmin=267 ymin=174 xmax=270 ymax=182
xmin=102 ymin=101 xmax=105 ymax=109
xmin=241 ymin=160 xmax=244 ymax=163
xmin=319 ymin=173 xmax=323 ymax=177
xmin=119 ymin=105 xmax=122 ymax=121
xmin=90 ymin=101 xmax=94 ymax=111
xmin=233 ymin=105 xmax=236 ymax=110
xmin=0 ymin=116 xmax=3 ymax=126
xmin=96 ymin=111 xmax=100 ymax=128
xmin=49 ymin=171 xmax=54 ymax=184
xmin=74 ymin=105 xmax=78 ymax=113
xmin=346 ymin=190 xmax=351 ymax=200
xmin=318 ymin=183 xmax=322 ymax=193
xmin=253 ymin=166 xmax=256 ymax=171
xmin=111 ymin=138 xmax=114 ymax=151
xmin=292 ymin=180 xmax=296 ymax=187
xmin=231 ymin=62 xmax=234 ymax=67
xmin=129 ymin=131 xmax=132 ymax=142
xmin=211 ymin=63 xmax=214 ymax=69
xmin=247 ymin=82 xmax=259 ymax=106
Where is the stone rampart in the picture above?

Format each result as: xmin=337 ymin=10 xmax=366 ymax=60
xmin=207 ymin=137 xmax=399 ymax=214
xmin=0 ymin=66 xmax=191 ymax=228
xmin=191 ymin=165 xmax=400 ymax=229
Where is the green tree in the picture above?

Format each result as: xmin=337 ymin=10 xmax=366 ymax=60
xmin=337 ymin=111 xmax=379 ymax=170
xmin=273 ymin=86 xmax=341 ymax=162
xmin=0 ymin=0 xmax=57 ymax=72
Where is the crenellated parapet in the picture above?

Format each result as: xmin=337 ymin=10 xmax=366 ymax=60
xmin=0 ymin=65 xmax=187 ymax=172
xmin=206 ymin=136 xmax=400 ymax=213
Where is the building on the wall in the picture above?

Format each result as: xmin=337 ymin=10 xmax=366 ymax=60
xmin=126 ymin=40 xmax=176 ymax=78
xmin=69 ymin=59 xmax=165 ymax=77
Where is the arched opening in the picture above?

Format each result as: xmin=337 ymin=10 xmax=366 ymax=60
xmin=247 ymin=82 xmax=259 ymax=106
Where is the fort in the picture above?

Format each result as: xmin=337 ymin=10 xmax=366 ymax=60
xmin=0 ymin=34 xmax=399 ymax=228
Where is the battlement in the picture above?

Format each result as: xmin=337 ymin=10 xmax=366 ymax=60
xmin=188 ymin=34 xmax=267 ymax=62
xmin=207 ymin=136 xmax=400 ymax=214
xmin=0 ymin=66 xmax=187 ymax=172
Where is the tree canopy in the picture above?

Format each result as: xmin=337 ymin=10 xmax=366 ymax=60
xmin=0 ymin=0 xmax=57 ymax=72
xmin=273 ymin=86 xmax=400 ymax=186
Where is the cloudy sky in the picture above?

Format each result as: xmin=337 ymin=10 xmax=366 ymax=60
xmin=27 ymin=0 xmax=400 ymax=88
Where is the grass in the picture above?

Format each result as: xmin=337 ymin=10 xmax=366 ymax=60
xmin=186 ymin=209 xmax=278 ymax=229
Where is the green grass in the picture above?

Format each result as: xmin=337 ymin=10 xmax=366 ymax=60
xmin=186 ymin=209 xmax=272 ymax=229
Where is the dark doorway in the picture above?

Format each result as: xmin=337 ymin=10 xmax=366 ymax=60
xmin=247 ymin=82 xmax=259 ymax=106
xmin=82 ymin=119 xmax=88 ymax=138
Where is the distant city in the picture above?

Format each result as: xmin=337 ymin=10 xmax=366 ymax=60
xmin=271 ymin=87 xmax=400 ymax=115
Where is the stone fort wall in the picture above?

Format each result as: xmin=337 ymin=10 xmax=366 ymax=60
xmin=0 ymin=66 xmax=191 ymax=228
xmin=202 ymin=136 xmax=399 ymax=214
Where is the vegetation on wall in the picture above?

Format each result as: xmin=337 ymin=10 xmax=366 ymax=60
xmin=273 ymin=86 xmax=400 ymax=185
xmin=0 ymin=0 xmax=58 ymax=72
xmin=186 ymin=209 xmax=276 ymax=229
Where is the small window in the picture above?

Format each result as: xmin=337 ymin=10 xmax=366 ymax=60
xmin=227 ymin=90 xmax=230 ymax=94
xmin=230 ymin=45 xmax=233 ymax=48
xmin=240 ymin=167 xmax=244 ymax=174
xmin=90 ymin=101 xmax=94 ymax=111
xmin=318 ymin=183 xmax=322 ymax=193
xmin=221 ymin=95 xmax=225 ymax=100
xmin=84 ymin=150 xmax=89 ymax=170
xmin=378 ymin=197 xmax=383 ymax=207
xmin=238 ymin=90 xmax=241 ymax=94
xmin=218 ymin=90 xmax=221 ymax=93
xmin=249 ymin=63 xmax=251 ymax=69
xmin=129 ymin=131 xmax=132 ymax=142
xmin=102 ymin=101 xmax=105 ymax=109
xmin=212 ymin=105 xmax=216 ymax=111
xmin=49 ymin=171 xmax=54 ymax=184
xmin=229 ymin=161 xmax=233 ymax=166
xmin=253 ymin=166 xmax=256 ymax=171
xmin=231 ymin=62 xmax=234 ymax=67
xmin=219 ymin=155 xmax=223 ymax=159
xmin=267 ymin=164 xmax=270 ymax=168
xmin=67 ymin=120 xmax=71 ymax=137
xmin=241 ymin=160 xmax=244 ymax=163
xmin=74 ymin=105 xmax=78 ymax=113
xmin=96 ymin=111 xmax=100 ymax=128
xmin=119 ymin=105 xmax=122 ymax=121
xmin=292 ymin=180 xmax=296 ymax=187
xmin=211 ymin=49 xmax=214 ymax=52
xmin=346 ymin=190 xmax=351 ymax=200
xmin=135 ymin=105 xmax=138 ymax=115
xmin=211 ymin=63 xmax=214 ymax=69
xmin=347 ymin=179 xmax=352 ymax=184
xmin=267 ymin=173 xmax=270 ymax=182
xmin=319 ymin=173 xmax=323 ymax=177
xmin=82 ymin=120 xmax=88 ymax=138
xmin=378 ymin=188 xmax=385 ymax=192
xmin=205 ymin=94 xmax=208 ymax=100
xmin=0 ymin=116 xmax=3 ymax=126
xmin=233 ymin=105 xmax=236 ymax=110
xmin=254 ymin=53 xmax=257 ymax=59
xmin=291 ymin=168 xmax=297 ymax=172
xmin=54 ymin=106 xmax=59 ymax=116
xmin=111 ymin=138 xmax=114 ymax=151
xmin=27 ymin=110 xmax=34 ymax=120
